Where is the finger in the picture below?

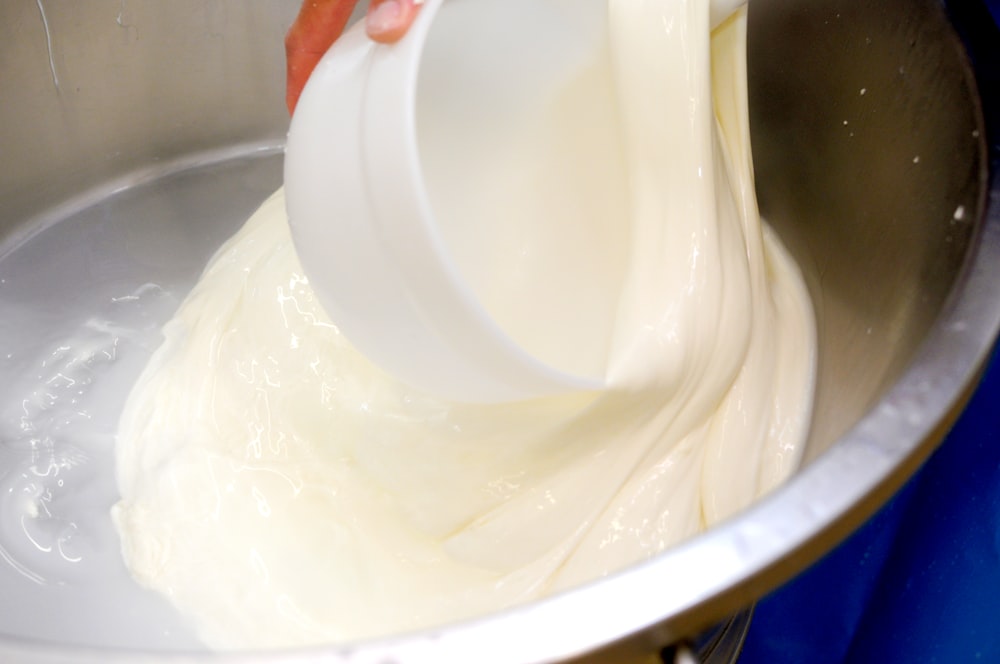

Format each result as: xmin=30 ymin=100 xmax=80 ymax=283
xmin=285 ymin=0 xmax=359 ymax=114
xmin=366 ymin=0 xmax=422 ymax=44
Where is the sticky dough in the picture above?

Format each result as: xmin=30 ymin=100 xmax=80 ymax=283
xmin=113 ymin=2 xmax=816 ymax=649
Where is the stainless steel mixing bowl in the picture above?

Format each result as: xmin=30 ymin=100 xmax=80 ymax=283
xmin=0 ymin=0 xmax=996 ymax=661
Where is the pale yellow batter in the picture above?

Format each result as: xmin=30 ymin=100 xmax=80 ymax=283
xmin=113 ymin=2 xmax=815 ymax=649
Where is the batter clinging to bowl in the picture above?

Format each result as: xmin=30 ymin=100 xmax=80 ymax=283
xmin=111 ymin=0 xmax=816 ymax=649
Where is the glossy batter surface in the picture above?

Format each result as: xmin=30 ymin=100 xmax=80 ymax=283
xmin=113 ymin=3 xmax=816 ymax=649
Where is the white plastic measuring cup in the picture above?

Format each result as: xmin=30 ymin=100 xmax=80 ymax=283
xmin=286 ymin=0 xmax=634 ymax=402
xmin=285 ymin=0 xmax=747 ymax=402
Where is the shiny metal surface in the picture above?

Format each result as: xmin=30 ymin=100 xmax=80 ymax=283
xmin=0 ymin=0 xmax=996 ymax=662
xmin=0 ymin=0 xmax=296 ymax=242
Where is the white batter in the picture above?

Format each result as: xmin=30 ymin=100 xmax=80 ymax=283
xmin=113 ymin=1 xmax=816 ymax=650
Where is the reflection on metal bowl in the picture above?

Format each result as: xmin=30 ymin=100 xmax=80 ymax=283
xmin=0 ymin=0 xmax=996 ymax=661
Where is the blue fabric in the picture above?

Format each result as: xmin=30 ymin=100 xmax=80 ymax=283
xmin=741 ymin=351 xmax=1000 ymax=663
xmin=989 ymin=0 xmax=1000 ymax=25
xmin=845 ymin=355 xmax=1000 ymax=662
xmin=740 ymin=3 xmax=1000 ymax=660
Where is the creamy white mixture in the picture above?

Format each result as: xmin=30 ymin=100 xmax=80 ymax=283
xmin=112 ymin=0 xmax=816 ymax=650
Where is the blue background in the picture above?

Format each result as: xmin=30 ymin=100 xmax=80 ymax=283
xmin=740 ymin=1 xmax=1000 ymax=660
xmin=741 ymin=352 xmax=999 ymax=663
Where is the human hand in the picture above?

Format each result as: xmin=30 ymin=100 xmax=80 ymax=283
xmin=286 ymin=0 xmax=423 ymax=114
